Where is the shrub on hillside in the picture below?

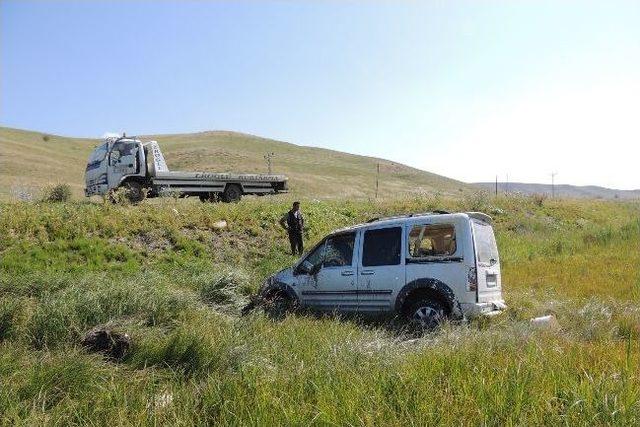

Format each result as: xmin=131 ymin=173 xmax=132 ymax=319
xmin=42 ymin=183 xmax=72 ymax=203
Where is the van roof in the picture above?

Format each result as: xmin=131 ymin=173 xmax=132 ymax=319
xmin=329 ymin=211 xmax=492 ymax=235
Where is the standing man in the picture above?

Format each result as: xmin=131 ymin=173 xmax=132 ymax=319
xmin=280 ymin=201 xmax=304 ymax=256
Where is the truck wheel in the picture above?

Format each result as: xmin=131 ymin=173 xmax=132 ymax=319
xmin=199 ymin=193 xmax=218 ymax=203
xmin=222 ymin=184 xmax=242 ymax=203
xmin=406 ymin=298 xmax=447 ymax=330
xmin=123 ymin=181 xmax=146 ymax=204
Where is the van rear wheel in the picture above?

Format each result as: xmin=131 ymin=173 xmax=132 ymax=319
xmin=406 ymin=298 xmax=447 ymax=330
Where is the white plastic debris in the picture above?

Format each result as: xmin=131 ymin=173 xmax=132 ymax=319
xmin=213 ymin=220 xmax=228 ymax=230
xmin=530 ymin=314 xmax=559 ymax=329
xmin=154 ymin=391 xmax=173 ymax=409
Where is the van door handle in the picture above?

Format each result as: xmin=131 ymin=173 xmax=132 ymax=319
xmin=361 ymin=270 xmax=374 ymax=275
xmin=341 ymin=271 xmax=354 ymax=276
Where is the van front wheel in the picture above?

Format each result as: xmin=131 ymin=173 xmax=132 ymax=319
xmin=406 ymin=298 xmax=447 ymax=330
xmin=262 ymin=292 xmax=296 ymax=319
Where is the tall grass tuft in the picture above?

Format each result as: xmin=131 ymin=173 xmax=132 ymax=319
xmin=198 ymin=268 xmax=252 ymax=309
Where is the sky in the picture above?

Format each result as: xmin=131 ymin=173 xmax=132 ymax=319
xmin=1 ymin=1 xmax=639 ymax=189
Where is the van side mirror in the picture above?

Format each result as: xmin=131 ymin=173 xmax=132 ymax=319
xmin=310 ymin=263 xmax=322 ymax=275
xmin=296 ymin=260 xmax=320 ymax=276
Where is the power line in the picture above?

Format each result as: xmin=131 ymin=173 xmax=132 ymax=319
xmin=551 ymin=172 xmax=557 ymax=198
xmin=264 ymin=152 xmax=275 ymax=174
xmin=375 ymin=162 xmax=380 ymax=199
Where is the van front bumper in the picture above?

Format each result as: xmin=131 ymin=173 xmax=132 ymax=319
xmin=462 ymin=300 xmax=507 ymax=318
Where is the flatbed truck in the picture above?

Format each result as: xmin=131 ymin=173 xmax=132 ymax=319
xmin=85 ymin=136 xmax=288 ymax=203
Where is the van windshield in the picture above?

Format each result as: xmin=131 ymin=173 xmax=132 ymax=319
xmin=472 ymin=220 xmax=499 ymax=265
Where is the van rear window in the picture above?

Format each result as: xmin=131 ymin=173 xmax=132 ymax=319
xmin=408 ymin=224 xmax=456 ymax=258
xmin=472 ymin=220 xmax=499 ymax=265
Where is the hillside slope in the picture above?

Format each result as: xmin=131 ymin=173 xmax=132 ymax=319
xmin=0 ymin=126 xmax=470 ymax=199
xmin=475 ymin=181 xmax=640 ymax=199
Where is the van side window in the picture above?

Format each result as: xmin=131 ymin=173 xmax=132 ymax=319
xmin=362 ymin=227 xmax=401 ymax=266
xmin=323 ymin=233 xmax=355 ymax=267
xmin=408 ymin=224 xmax=456 ymax=258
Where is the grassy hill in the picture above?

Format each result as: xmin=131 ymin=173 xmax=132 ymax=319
xmin=1 ymin=195 xmax=640 ymax=424
xmin=475 ymin=181 xmax=640 ymax=200
xmin=0 ymin=126 xmax=470 ymax=200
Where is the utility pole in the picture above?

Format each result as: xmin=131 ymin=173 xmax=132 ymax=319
xmin=375 ymin=162 xmax=380 ymax=199
xmin=264 ymin=152 xmax=275 ymax=174
xmin=551 ymin=172 xmax=558 ymax=198
xmin=495 ymin=175 xmax=498 ymax=197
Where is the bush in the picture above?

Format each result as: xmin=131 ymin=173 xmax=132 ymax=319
xmin=42 ymin=184 xmax=72 ymax=203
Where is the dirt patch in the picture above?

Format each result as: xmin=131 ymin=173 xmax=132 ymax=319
xmin=109 ymin=230 xmax=172 ymax=253
xmin=81 ymin=327 xmax=131 ymax=360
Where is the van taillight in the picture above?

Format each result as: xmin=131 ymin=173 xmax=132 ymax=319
xmin=467 ymin=267 xmax=477 ymax=292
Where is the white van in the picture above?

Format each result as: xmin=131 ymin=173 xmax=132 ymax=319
xmin=257 ymin=212 xmax=506 ymax=327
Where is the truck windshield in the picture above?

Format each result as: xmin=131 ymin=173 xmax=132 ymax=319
xmin=88 ymin=143 xmax=108 ymax=163
xmin=472 ymin=220 xmax=499 ymax=265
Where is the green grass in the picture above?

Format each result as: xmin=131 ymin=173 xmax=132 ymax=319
xmin=0 ymin=126 xmax=472 ymax=200
xmin=1 ymin=195 xmax=640 ymax=425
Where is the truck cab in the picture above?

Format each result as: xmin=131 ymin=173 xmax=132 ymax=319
xmin=258 ymin=212 xmax=506 ymax=327
xmin=85 ymin=137 xmax=146 ymax=198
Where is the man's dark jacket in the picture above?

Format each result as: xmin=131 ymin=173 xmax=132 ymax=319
xmin=286 ymin=210 xmax=304 ymax=234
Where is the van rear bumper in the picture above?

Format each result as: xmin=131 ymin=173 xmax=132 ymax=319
xmin=461 ymin=300 xmax=507 ymax=318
